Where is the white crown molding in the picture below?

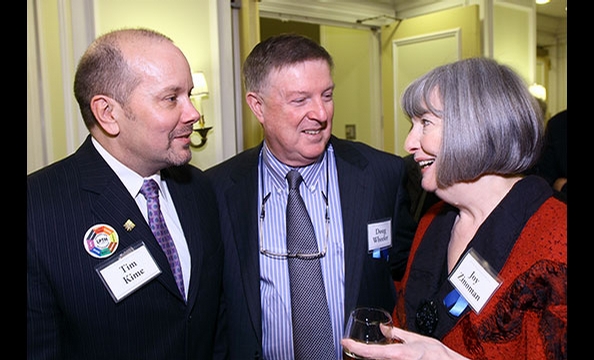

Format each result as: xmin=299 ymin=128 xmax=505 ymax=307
xmin=259 ymin=0 xmax=398 ymax=28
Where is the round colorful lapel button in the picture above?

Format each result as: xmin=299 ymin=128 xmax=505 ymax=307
xmin=83 ymin=224 xmax=119 ymax=258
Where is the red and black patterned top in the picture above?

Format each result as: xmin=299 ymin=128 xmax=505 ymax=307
xmin=393 ymin=175 xmax=567 ymax=360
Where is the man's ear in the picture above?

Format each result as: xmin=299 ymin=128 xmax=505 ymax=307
xmin=90 ymin=95 xmax=122 ymax=136
xmin=245 ymin=91 xmax=265 ymax=125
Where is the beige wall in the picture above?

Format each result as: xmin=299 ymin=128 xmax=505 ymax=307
xmin=324 ymin=26 xmax=380 ymax=148
xmin=248 ymin=17 xmax=381 ymax=149
xmin=238 ymin=0 xmax=262 ymax=150
xmin=94 ymin=0 xmax=217 ymax=170
xmin=31 ymin=0 xmax=69 ymax=167
xmin=28 ymin=1 xmax=565 ymax=174
xmin=252 ymin=3 xmax=552 ymax=157
xmin=494 ymin=3 xmax=533 ymax=84
xmin=381 ymin=5 xmax=482 ymax=155
xmin=28 ymin=0 xmax=227 ymax=173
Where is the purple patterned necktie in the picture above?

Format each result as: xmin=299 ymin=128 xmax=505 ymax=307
xmin=140 ymin=179 xmax=185 ymax=299
xmin=285 ymin=170 xmax=336 ymax=360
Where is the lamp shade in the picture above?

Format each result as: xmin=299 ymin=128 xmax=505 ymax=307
xmin=191 ymin=71 xmax=209 ymax=97
xmin=529 ymin=83 xmax=546 ymax=101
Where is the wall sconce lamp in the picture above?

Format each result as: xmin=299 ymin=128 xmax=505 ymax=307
xmin=190 ymin=71 xmax=212 ymax=149
xmin=529 ymin=83 xmax=547 ymax=101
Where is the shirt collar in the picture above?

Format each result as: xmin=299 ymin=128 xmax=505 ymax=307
xmin=91 ymin=137 xmax=163 ymax=199
xmin=261 ymin=141 xmax=328 ymax=193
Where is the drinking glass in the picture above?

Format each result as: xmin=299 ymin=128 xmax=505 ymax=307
xmin=343 ymin=307 xmax=395 ymax=360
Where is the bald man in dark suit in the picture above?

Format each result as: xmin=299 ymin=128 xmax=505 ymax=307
xmin=27 ymin=28 xmax=223 ymax=359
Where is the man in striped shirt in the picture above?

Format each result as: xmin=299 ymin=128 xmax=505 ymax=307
xmin=206 ymin=33 xmax=416 ymax=360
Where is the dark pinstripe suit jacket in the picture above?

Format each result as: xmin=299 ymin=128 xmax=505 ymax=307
xmin=27 ymin=136 xmax=224 ymax=360
xmin=206 ymin=136 xmax=416 ymax=360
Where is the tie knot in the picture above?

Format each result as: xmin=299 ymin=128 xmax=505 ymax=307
xmin=286 ymin=170 xmax=303 ymax=190
xmin=140 ymin=179 xmax=160 ymax=199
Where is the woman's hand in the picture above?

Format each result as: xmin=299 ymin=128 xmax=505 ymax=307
xmin=341 ymin=325 xmax=470 ymax=360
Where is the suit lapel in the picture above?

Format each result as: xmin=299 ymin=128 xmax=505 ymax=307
xmin=331 ymin=137 xmax=373 ymax=316
xmin=225 ymin=147 xmax=263 ymax=340
xmin=77 ymin=137 xmax=185 ymax=302
xmin=164 ymin=171 xmax=206 ymax=308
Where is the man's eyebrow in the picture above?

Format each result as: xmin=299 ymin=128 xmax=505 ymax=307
xmin=158 ymin=85 xmax=185 ymax=95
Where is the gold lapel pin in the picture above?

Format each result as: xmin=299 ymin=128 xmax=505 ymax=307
xmin=123 ymin=219 xmax=136 ymax=232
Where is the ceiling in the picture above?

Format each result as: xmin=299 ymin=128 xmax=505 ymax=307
xmin=259 ymin=0 xmax=566 ymax=46
xmin=534 ymin=0 xmax=567 ymax=19
xmin=365 ymin=0 xmax=566 ymax=19
xmin=259 ymin=0 xmax=567 ymax=19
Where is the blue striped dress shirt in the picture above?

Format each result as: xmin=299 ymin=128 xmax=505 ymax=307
xmin=259 ymin=143 xmax=345 ymax=360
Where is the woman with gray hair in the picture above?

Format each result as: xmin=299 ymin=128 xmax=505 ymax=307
xmin=342 ymin=57 xmax=567 ymax=360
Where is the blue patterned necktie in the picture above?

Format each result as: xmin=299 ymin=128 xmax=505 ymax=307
xmin=140 ymin=179 xmax=185 ymax=299
xmin=285 ymin=170 xmax=335 ymax=360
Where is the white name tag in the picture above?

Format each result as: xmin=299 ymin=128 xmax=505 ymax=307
xmin=95 ymin=242 xmax=162 ymax=303
xmin=448 ymin=248 xmax=501 ymax=314
xmin=367 ymin=219 xmax=392 ymax=252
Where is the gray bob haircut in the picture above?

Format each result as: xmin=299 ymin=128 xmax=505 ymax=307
xmin=401 ymin=57 xmax=544 ymax=187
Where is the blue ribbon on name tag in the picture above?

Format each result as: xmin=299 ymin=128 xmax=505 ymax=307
xmin=372 ymin=248 xmax=390 ymax=261
xmin=443 ymin=289 xmax=468 ymax=317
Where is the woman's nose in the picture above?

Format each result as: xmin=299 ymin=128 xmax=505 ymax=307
xmin=403 ymin=127 xmax=419 ymax=154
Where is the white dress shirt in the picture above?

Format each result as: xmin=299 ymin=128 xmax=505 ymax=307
xmin=258 ymin=143 xmax=345 ymax=359
xmin=91 ymin=137 xmax=191 ymax=300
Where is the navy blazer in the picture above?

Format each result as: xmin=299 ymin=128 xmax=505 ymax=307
xmin=206 ymin=136 xmax=416 ymax=359
xmin=27 ymin=136 xmax=224 ymax=360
